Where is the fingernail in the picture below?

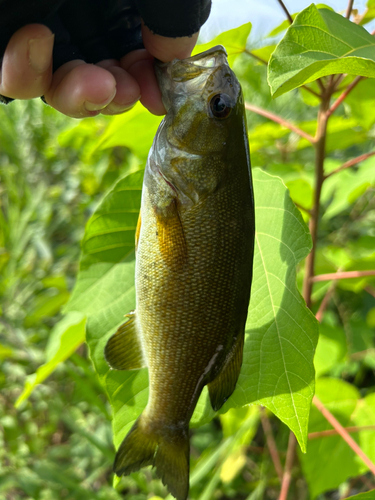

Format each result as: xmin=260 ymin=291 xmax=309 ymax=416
xmin=104 ymin=99 xmax=139 ymax=115
xmin=84 ymin=89 xmax=117 ymax=112
xmin=28 ymin=34 xmax=54 ymax=73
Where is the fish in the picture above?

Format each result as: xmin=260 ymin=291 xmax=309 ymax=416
xmin=104 ymin=45 xmax=255 ymax=500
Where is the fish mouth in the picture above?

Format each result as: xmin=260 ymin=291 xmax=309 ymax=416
xmin=155 ymin=45 xmax=228 ymax=82
xmin=155 ymin=45 xmax=229 ymax=110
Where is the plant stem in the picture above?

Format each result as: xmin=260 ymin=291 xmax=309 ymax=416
xmin=311 ymin=270 xmax=375 ymax=282
xmin=260 ymin=408 xmax=284 ymax=482
xmin=313 ymin=396 xmax=375 ymax=475
xmin=309 ymin=425 xmax=375 ymax=440
xmin=244 ymin=49 xmax=268 ymax=65
xmin=278 ymin=433 xmax=297 ymax=500
xmin=315 ymin=281 xmax=337 ymax=322
xmin=345 ymin=0 xmax=355 ymax=18
xmin=324 ymin=151 xmax=375 ymax=179
xmin=294 ymin=202 xmax=312 ymax=215
xmin=276 ymin=0 xmax=294 ymax=23
xmin=245 ymin=103 xmax=315 ymax=143
xmin=302 ymin=94 xmax=330 ymax=307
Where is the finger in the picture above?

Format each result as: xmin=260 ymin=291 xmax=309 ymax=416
xmin=95 ymin=60 xmax=140 ymax=115
xmin=0 ymin=24 xmax=54 ymax=99
xmin=142 ymin=24 xmax=199 ymax=62
xmin=44 ymin=60 xmax=117 ymax=118
xmin=126 ymin=58 xmax=165 ymax=116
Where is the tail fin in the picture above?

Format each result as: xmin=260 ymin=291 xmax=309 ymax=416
xmin=114 ymin=415 xmax=190 ymax=500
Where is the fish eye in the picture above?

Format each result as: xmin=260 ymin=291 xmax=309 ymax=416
xmin=209 ymin=93 xmax=233 ymax=119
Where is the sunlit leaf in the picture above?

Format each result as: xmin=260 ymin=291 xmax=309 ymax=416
xmin=345 ymin=491 xmax=375 ymax=500
xmin=314 ymin=323 xmax=347 ymax=377
xmin=194 ymin=23 xmax=252 ymax=66
xmin=345 ymin=79 xmax=375 ymax=129
xmin=268 ymin=5 xmax=375 ymax=97
xmin=65 ymin=168 xmax=317 ymax=454
xmin=93 ymin=104 xmax=162 ymax=160
xmin=15 ymin=312 xmax=86 ymax=407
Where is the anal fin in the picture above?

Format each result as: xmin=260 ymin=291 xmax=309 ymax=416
xmin=104 ymin=311 xmax=146 ymax=370
xmin=208 ymin=333 xmax=244 ymax=411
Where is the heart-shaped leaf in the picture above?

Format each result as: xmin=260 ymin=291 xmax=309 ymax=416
xmin=65 ymin=167 xmax=318 ymax=453
xmin=268 ymin=5 xmax=375 ymax=97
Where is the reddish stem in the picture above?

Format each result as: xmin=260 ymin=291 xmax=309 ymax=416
xmin=260 ymin=408 xmax=284 ymax=482
xmin=309 ymin=425 xmax=375 ymax=440
xmin=276 ymin=0 xmax=294 ymax=23
xmin=311 ymin=270 xmax=375 ymax=282
xmin=324 ymin=151 xmax=375 ymax=179
xmin=245 ymin=103 xmax=315 ymax=143
xmin=345 ymin=0 xmax=354 ymax=18
xmin=315 ymin=282 xmax=336 ymax=322
xmin=278 ymin=433 xmax=297 ymax=500
xmin=313 ymin=396 xmax=375 ymax=475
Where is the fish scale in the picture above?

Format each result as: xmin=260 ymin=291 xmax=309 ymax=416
xmin=104 ymin=45 xmax=255 ymax=500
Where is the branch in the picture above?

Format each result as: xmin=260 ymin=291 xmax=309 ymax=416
xmin=244 ymin=49 xmax=268 ymax=66
xmin=302 ymin=96 xmax=330 ymax=306
xmin=294 ymin=202 xmax=312 ymax=215
xmin=309 ymin=425 xmax=375 ymax=440
xmin=315 ymin=281 xmax=336 ymax=322
xmin=276 ymin=0 xmax=294 ymax=24
xmin=311 ymin=270 xmax=375 ymax=282
xmin=245 ymin=103 xmax=315 ymax=143
xmin=313 ymin=396 xmax=375 ymax=475
xmin=260 ymin=408 xmax=284 ymax=482
xmin=324 ymin=151 xmax=375 ymax=179
xmin=346 ymin=0 xmax=355 ymax=18
xmin=327 ymin=76 xmax=364 ymax=117
xmin=278 ymin=433 xmax=297 ymax=500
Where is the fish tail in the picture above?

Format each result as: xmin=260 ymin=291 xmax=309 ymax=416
xmin=114 ymin=414 xmax=190 ymax=500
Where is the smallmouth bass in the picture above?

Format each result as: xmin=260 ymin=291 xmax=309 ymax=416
xmin=105 ymin=45 xmax=255 ymax=500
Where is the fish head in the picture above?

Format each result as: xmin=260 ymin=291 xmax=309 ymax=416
xmin=155 ymin=45 xmax=244 ymax=156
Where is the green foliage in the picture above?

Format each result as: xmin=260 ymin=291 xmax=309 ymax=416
xmin=15 ymin=311 xmax=87 ymax=407
xmin=268 ymin=5 xmax=375 ymax=97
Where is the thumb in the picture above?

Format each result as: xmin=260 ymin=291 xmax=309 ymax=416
xmin=141 ymin=23 xmax=198 ymax=63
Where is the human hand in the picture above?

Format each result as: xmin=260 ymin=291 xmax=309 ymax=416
xmin=0 ymin=23 xmax=198 ymax=118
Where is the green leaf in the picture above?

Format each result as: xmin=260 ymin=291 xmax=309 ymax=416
xmin=346 ymin=491 xmax=375 ymax=500
xmin=267 ymin=5 xmax=333 ymax=37
xmin=345 ymin=79 xmax=375 ymax=129
xmin=94 ymin=104 xmax=162 ymax=160
xmin=314 ymin=322 xmax=347 ymax=378
xmin=193 ymin=23 xmax=252 ymax=66
xmin=15 ymin=311 xmax=86 ymax=407
xmin=268 ymin=5 xmax=375 ymax=97
xmin=66 ymin=168 xmax=317 ymax=455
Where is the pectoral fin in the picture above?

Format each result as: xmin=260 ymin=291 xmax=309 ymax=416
xmin=208 ymin=333 xmax=244 ymax=411
xmin=156 ymin=199 xmax=188 ymax=272
xmin=104 ymin=312 xmax=146 ymax=370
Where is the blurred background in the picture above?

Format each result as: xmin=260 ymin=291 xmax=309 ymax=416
xmin=1 ymin=2 xmax=375 ymax=499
